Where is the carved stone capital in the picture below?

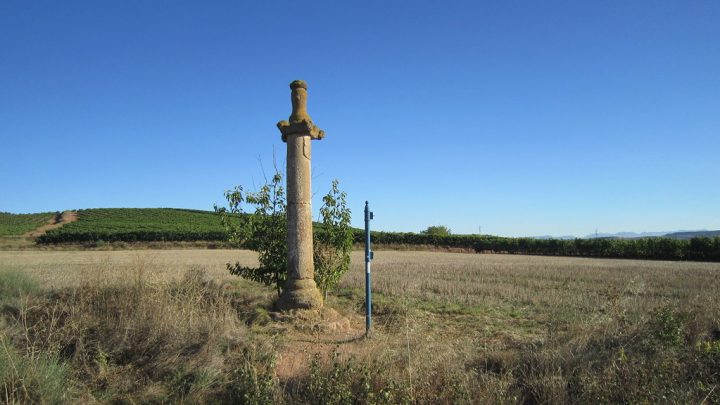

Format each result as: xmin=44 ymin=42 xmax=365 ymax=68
xmin=278 ymin=80 xmax=325 ymax=142
xmin=277 ymin=119 xmax=325 ymax=142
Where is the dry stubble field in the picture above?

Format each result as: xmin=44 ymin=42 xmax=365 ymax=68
xmin=1 ymin=249 xmax=719 ymax=403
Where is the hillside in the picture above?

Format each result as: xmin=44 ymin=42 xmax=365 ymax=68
xmin=0 ymin=211 xmax=56 ymax=236
xmin=37 ymin=208 xmax=228 ymax=243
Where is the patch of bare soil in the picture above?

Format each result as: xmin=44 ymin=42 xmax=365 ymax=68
xmin=273 ymin=307 xmax=367 ymax=380
xmin=25 ymin=210 xmax=78 ymax=238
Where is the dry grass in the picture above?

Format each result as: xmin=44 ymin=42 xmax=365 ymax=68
xmin=333 ymin=252 xmax=720 ymax=403
xmin=0 ymin=249 xmax=258 ymax=289
xmin=0 ymin=249 xmax=719 ymax=403
xmin=0 ymin=251 xmax=278 ymax=403
xmin=342 ymin=251 xmax=720 ymax=329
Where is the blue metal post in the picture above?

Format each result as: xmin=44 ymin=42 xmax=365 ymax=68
xmin=364 ymin=201 xmax=373 ymax=337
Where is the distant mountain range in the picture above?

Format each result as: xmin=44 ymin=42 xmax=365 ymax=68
xmin=529 ymin=230 xmax=720 ymax=240
xmin=663 ymin=230 xmax=720 ymax=240
xmin=528 ymin=235 xmax=577 ymax=240
xmin=584 ymin=231 xmax=668 ymax=239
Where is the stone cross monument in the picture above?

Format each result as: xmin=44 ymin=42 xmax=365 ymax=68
xmin=276 ymin=80 xmax=324 ymax=310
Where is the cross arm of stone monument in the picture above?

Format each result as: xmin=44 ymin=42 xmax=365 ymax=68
xmin=277 ymin=80 xmax=325 ymax=142
xmin=277 ymin=120 xmax=325 ymax=142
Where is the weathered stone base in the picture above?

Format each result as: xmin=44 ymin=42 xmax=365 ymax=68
xmin=276 ymin=278 xmax=323 ymax=310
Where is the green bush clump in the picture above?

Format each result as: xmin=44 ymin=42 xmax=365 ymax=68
xmin=0 ymin=343 xmax=71 ymax=404
xmin=290 ymin=352 xmax=405 ymax=405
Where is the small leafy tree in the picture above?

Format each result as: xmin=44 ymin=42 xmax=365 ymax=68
xmin=421 ymin=225 xmax=451 ymax=236
xmin=314 ymin=179 xmax=353 ymax=300
xmin=216 ymin=172 xmax=352 ymax=300
xmin=214 ymin=172 xmax=287 ymax=296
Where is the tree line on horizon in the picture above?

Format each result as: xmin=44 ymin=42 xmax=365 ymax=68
xmin=354 ymin=230 xmax=720 ymax=261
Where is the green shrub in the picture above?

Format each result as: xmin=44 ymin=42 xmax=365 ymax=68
xmin=226 ymin=346 xmax=279 ymax=405
xmin=314 ymin=179 xmax=353 ymax=299
xmin=421 ymin=225 xmax=452 ymax=236
xmin=0 ymin=342 xmax=71 ymax=404
xmin=289 ymin=352 xmax=407 ymax=405
xmin=653 ymin=304 xmax=687 ymax=347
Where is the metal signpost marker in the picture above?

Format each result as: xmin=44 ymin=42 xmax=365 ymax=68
xmin=364 ymin=201 xmax=374 ymax=337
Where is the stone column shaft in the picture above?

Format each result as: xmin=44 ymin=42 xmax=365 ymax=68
xmin=286 ymin=134 xmax=313 ymax=281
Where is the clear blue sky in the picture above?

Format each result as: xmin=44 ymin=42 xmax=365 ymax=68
xmin=1 ymin=1 xmax=718 ymax=237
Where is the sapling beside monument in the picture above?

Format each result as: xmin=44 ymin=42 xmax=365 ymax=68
xmin=215 ymin=172 xmax=287 ymax=296
xmin=314 ymin=179 xmax=353 ymax=300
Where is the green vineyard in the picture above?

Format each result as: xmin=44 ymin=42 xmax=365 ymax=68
xmin=37 ymin=208 xmax=228 ymax=243
xmin=0 ymin=212 xmax=56 ymax=236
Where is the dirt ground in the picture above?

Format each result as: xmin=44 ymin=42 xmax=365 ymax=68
xmin=23 ymin=210 xmax=78 ymax=238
